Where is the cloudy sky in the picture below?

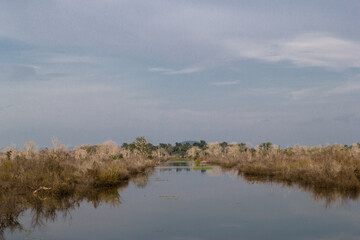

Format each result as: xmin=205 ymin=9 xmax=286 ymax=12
xmin=0 ymin=0 xmax=359 ymax=147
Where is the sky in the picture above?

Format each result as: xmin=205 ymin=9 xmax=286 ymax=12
xmin=0 ymin=0 xmax=359 ymax=147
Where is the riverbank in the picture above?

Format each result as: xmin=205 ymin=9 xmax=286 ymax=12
xmin=2 ymin=141 xmax=360 ymax=198
xmin=201 ymin=143 xmax=360 ymax=192
xmin=0 ymin=141 xmax=157 ymax=199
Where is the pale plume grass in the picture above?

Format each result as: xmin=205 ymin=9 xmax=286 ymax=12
xmin=2 ymin=140 xmax=360 ymax=204
xmin=189 ymin=142 xmax=360 ymax=191
xmin=0 ymin=140 xmax=158 ymax=198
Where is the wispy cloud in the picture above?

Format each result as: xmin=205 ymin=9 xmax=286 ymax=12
xmin=326 ymin=82 xmax=360 ymax=95
xmin=0 ymin=63 xmax=66 ymax=82
xmin=0 ymin=63 xmax=40 ymax=81
xmin=211 ymin=81 xmax=238 ymax=86
xmin=148 ymin=68 xmax=171 ymax=73
xmin=289 ymin=88 xmax=316 ymax=100
xmin=287 ymin=81 xmax=360 ymax=101
xmin=0 ymin=1 xmax=359 ymax=146
xmin=225 ymin=33 xmax=360 ymax=69
xmin=148 ymin=67 xmax=202 ymax=75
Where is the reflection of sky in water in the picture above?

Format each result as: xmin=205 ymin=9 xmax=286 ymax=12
xmin=6 ymin=163 xmax=360 ymax=240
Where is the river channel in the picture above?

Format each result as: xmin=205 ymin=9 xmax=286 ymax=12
xmin=3 ymin=161 xmax=360 ymax=240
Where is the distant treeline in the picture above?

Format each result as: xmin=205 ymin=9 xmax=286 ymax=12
xmin=120 ymin=138 xmax=208 ymax=158
xmin=1 ymin=137 xmax=359 ymax=160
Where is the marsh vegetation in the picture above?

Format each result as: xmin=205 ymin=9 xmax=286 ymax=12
xmin=1 ymin=138 xmax=360 ymax=200
xmin=0 ymin=138 xmax=156 ymax=203
xmin=192 ymin=142 xmax=360 ymax=194
xmin=3 ymin=161 xmax=360 ymax=240
xmin=2 ymin=152 xmax=360 ymax=239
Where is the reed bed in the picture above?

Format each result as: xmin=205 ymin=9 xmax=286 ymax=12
xmin=2 ymin=140 xmax=360 ymax=203
xmin=0 ymin=139 xmax=155 ymax=238
xmin=0 ymin=141 xmax=157 ymax=199
xmin=192 ymin=143 xmax=360 ymax=192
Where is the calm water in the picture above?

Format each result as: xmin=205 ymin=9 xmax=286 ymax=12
xmin=4 ymin=162 xmax=360 ymax=240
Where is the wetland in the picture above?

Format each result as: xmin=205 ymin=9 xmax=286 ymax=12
xmin=2 ymin=161 xmax=360 ymax=240
xmin=1 ymin=140 xmax=360 ymax=239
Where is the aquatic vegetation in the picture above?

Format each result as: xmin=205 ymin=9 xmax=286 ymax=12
xmin=192 ymin=167 xmax=214 ymax=171
xmin=152 ymin=177 xmax=169 ymax=182
xmin=192 ymin=142 xmax=360 ymax=192
xmin=159 ymin=195 xmax=179 ymax=199
xmin=2 ymin=139 xmax=360 ymax=211
xmin=2 ymin=140 xmax=359 ymax=193
xmin=2 ymin=140 xmax=359 ymax=197
xmin=2 ymin=147 xmax=360 ymax=239
xmin=194 ymin=159 xmax=201 ymax=166
xmin=0 ymin=140 xmax=157 ymax=200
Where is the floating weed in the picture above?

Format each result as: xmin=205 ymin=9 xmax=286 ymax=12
xmin=159 ymin=195 xmax=179 ymax=199
xmin=192 ymin=167 xmax=214 ymax=171
xmin=152 ymin=177 xmax=169 ymax=182
xmin=194 ymin=159 xmax=201 ymax=166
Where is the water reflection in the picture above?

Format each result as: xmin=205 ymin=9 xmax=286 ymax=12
xmin=161 ymin=162 xmax=360 ymax=206
xmin=225 ymin=168 xmax=360 ymax=208
xmin=161 ymin=161 xmax=191 ymax=167
xmin=2 ymin=162 xmax=360 ymax=239
xmin=0 ymin=182 xmax=130 ymax=240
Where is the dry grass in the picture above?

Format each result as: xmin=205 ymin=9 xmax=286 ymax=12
xmin=0 ymin=140 xmax=158 ymax=238
xmin=0 ymin=141 xmax=157 ymax=199
xmin=190 ymin=142 xmax=360 ymax=192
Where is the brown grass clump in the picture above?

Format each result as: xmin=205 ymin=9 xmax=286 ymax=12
xmin=0 ymin=138 xmax=155 ymax=238
xmin=189 ymin=142 xmax=360 ymax=192
xmin=0 ymin=141 xmax=157 ymax=199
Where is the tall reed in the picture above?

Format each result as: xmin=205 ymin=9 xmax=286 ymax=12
xmin=0 ymin=141 xmax=157 ymax=198
xmin=188 ymin=142 xmax=360 ymax=191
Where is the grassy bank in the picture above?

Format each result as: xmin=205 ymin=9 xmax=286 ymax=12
xmin=194 ymin=143 xmax=360 ymax=192
xmin=0 ymin=141 xmax=157 ymax=199
xmin=2 ymin=140 xmax=360 ymax=199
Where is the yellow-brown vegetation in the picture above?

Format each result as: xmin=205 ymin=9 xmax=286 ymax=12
xmin=188 ymin=142 xmax=360 ymax=192
xmin=0 ymin=141 xmax=157 ymax=199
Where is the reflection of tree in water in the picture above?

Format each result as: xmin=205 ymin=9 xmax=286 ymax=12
xmin=228 ymin=169 xmax=360 ymax=208
xmin=131 ymin=174 xmax=150 ymax=189
xmin=0 ymin=193 xmax=24 ymax=240
xmin=0 ymin=176 xmax=150 ymax=240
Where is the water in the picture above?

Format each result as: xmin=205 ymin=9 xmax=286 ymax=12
xmin=3 ymin=162 xmax=360 ymax=240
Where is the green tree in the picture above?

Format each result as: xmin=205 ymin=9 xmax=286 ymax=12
xmin=133 ymin=137 xmax=152 ymax=158
xmin=238 ymin=143 xmax=247 ymax=152
xmin=220 ymin=141 xmax=228 ymax=148
xmin=193 ymin=140 xmax=207 ymax=150
xmin=121 ymin=143 xmax=129 ymax=149
xmin=259 ymin=142 xmax=272 ymax=153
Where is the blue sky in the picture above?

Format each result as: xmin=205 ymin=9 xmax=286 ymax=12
xmin=0 ymin=0 xmax=359 ymax=147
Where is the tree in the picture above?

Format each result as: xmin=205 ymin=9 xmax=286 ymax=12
xmin=259 ymin=142 xmax=272 ymax=152
xmin=220 ymin=142 xmax=228 ymax=148
xmin=133 ymin=137 xmax=152 ymax=158
xmin=193 ymin=140 xmax=207 ymax=150
xmin=238 ymin=142 xmax=247 ymax=152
